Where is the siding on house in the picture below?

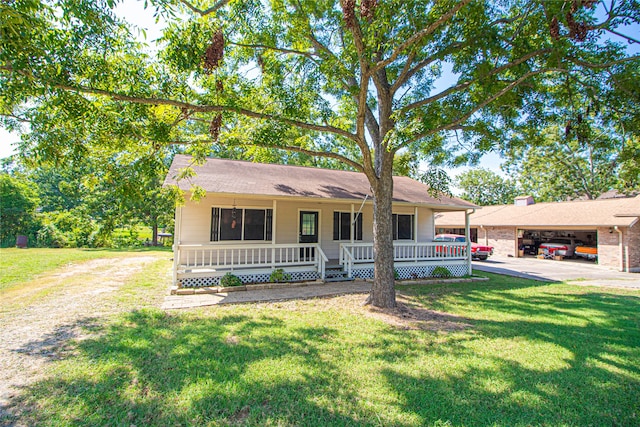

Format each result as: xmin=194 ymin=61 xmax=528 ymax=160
xmin=166 ymin=156 xmax=478 ymax=287
xmin=177 ymin=195 xmax=437 ymax=261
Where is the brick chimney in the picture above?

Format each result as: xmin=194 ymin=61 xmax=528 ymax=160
xmin=514 ymin=195 xmax=535 ymax=206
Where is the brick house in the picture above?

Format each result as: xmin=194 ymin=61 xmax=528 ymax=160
xmin=435 ymin=195 xmax=640 ymax=272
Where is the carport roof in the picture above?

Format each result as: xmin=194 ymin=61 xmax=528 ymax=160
xmin=165 ymin=155 xmax=476 ymax=210
xmin=435 ymin=195 xmax=640 ymax=228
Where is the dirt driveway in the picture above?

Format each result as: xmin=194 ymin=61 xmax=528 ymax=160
xmin=0 ymin=254 xmax=169 ymax=420
xmin=473 ymin=256 xmax=640 ymax=290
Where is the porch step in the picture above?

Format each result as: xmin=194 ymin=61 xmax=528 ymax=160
xmin=324 ymin=265 xmax=353 ymax=282
xmin=325 ymin=276 xmax=354 ymax=282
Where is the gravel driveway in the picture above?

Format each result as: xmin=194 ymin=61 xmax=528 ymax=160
xmin=0 ymin=254 xmax=168 ymax=422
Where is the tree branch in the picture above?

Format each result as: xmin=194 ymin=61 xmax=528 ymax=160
xmin=242 ymin=142 xmax=364 ymax=172
xmin=390 ymin=40 xmax=472 ymax=96
xmin=168 ymin=138 xmax=364 ymax=171
xmin=401 ymin=68 xmax=566 ymax=148
xmin=400 ymin=48 xmax=552 ymax=113
xmin=230 ymin=42 xmax=315 ymax=58
xmin=289 ymin=2 xmax=375 ymax=175
xmin=179 ymin=0 xmax=229 ymax=16
xmin=38 ymin=81 xmax=360 ymax=142
xmin=0 ymin=112 xmax=31 ymax=123
xmin=567 ymin=54 xmax=640 ymax=69
xmin=370 ymin=0 xmax=473 ymax=74
xmin=605 ymin=28 xmax=640 ymax=46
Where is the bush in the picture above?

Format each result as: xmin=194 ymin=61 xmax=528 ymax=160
xmin=37 ymin=210 xmax=98 ymax=248
xmin=0 ymin=174 xmax=41 ymax=246
xmin=220 ymin=273 xmax=243 ymax=287
xmin=112 ymin=227 xmax=143 ymax=248
xmin=431 ymin=266 xmax=452 ymax=279
xmin=269 ymin=268 xmax=291 ymax=283
xmin=36 ymin=222 xmax=69 ymax=248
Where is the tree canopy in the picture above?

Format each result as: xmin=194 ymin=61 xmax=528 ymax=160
xmin=500 ymin=46 xmax=640 ymax=201
xmin=2 ymin=0 xmax=638 ymax=307
xmin=456 ymin=168 xmax=518 ymax=205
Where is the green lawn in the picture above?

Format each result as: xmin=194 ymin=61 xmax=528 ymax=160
xmin=0 ymin=247 xmax=170 ymax=291
xmin=4 ymin=260 xmax=640 ymax=426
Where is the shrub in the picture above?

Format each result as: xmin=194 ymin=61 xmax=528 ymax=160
xmin=431 ymin=266 xmax=452 ymax=278
xmin=36 ymin=210 xmax=98 ymax=248
xmin=220 ymin=273 xmax=243 ymax=287
xmin=269 ymin=268 xmax=291 ymax=283
xmin=0 ymin=174 xmax=40 ymax=244
xmin=36 ymin=222 xmax=69 ymax=248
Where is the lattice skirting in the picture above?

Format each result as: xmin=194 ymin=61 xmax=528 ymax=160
xmin=180 ymin=270 xmax=320 ymax=288
xmin=352 ymin=264 xmax=467 ymax=280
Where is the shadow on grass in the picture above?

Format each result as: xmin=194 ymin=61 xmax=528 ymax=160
xmin=391 ymin=278 xmax=640 ymax=426
xmin=4 ymin=278 xmax=640 ymax=426
xmin=4 ymin=310 xmax=372 ymax=426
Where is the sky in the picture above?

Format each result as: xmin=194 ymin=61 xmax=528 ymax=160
xmin=2 ymin=1 xmax=637 ymax=182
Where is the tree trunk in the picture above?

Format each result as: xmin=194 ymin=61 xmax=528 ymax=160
xmin=370 ymin=168 xmax=397 ymax=308
xmin=151 ymin=216 xmax=159 ymax=246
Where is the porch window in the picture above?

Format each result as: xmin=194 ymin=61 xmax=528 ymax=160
xmin=211 ymin=208 xmax=273 ymax=241
xmin=333 ymin=212 xmax=363 ymax=241
xmin=393 ymin=214 xmax=414 ymax=240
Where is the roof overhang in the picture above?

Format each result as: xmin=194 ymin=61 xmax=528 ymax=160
xmin=175 ymin=189 xmax=475 ymax=211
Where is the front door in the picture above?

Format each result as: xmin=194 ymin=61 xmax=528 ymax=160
xmin=299 ymin=211 xmax=319 ymax=260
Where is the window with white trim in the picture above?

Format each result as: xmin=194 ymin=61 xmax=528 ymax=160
xmin=392 ymin=214 xmax=414 ymax=240
xmin=333 ymin=212 xmax=363 ymax=241
xmin=211 ymin=208 xmax=273 ymax=241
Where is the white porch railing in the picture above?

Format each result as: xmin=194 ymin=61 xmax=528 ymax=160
xmin=177 ymin=243 xmax=328 ymax=279
xmin=340 ymin=242 xmax=468 ymax=277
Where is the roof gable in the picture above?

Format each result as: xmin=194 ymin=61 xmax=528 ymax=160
xmin=165 ymin=155 xmax=475 ymax=209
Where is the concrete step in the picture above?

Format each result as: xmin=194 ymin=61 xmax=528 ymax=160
xmin=325 ymin=276 xmax=355 ymax=282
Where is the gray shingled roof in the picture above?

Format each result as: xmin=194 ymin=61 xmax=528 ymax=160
xmin=165 ymin=155 xmax=475 ymax=210
xmin=435 ymin=195 xmax=640 ymax=228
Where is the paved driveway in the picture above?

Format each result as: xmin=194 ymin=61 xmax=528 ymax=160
xmin=473 ymin=256 xmax=640 ymax=290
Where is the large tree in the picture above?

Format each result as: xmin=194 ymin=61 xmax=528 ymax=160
xmin=1 ymin=0 xmax=638 ymax=307
xmin=501 ymin=53 xmax=640 ymax=201
xmin=456 ymin=168 xmax=518 ymax=205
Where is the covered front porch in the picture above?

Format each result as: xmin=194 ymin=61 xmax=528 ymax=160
xmin=175 ymin=241 xmax=471 ymax=287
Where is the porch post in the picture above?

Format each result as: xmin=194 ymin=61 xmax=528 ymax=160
xmin=414 ymin=206 xmax=419 ymax=260
xmin=465 ymin=209 xmax=473 ymax=276
xmin=351 ymin=203 xmax=355 ymax=243
xmin=272 ymin=200 xmax=277 ymax=244
xmin=172 ymin=206 xmax=182 ymax=286
xmin=615 ymin=226 xmax=624 ymax=272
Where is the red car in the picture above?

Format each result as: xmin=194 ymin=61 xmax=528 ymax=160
xmin=433 ymin=234 xmax=494 ymax=260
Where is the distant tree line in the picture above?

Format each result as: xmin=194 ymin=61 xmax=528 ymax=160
xmin=0 ymin=152 xmax=177 ymax=248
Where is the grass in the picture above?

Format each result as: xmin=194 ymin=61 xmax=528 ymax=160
xmin=0 ymin=247 xmax=170 ymax=291
xmin=3 ymin=254 xmax=640 ymax=426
